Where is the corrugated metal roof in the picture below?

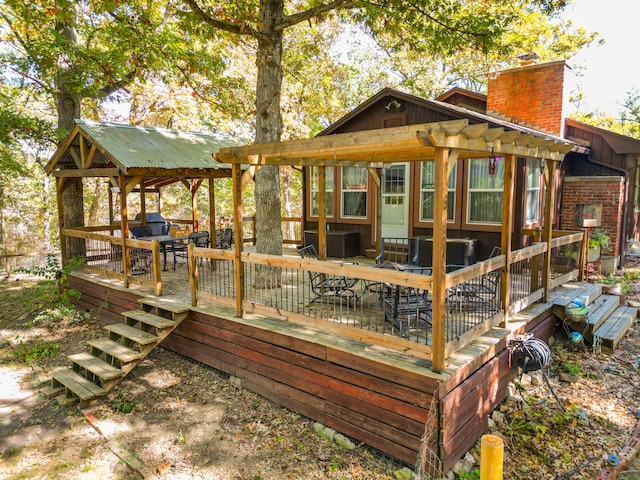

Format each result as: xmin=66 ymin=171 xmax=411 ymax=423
xmin=76 ymin=120 xmax=237 ymax=171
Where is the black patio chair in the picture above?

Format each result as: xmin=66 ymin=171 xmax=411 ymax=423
xmin=446 ymin=247 xmax=501 ymax=313
xmin=173 ymin=231 xmax=210 ymax=270
xmin=376 ymin=261 xmax=432 ymax=338
xmin=215 ymin=228 xmax=234 ymax=249
xmin=128 ymin=226 xmax=154 ymax=275
xmin=298 ymin=244 xmax=360 ymax=307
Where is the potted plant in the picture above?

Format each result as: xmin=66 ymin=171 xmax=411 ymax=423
xmin=588 ymin=230 xmax=610 ymax=262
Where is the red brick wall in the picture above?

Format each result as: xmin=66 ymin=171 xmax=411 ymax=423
xmin=559 ymin=177 xmax=625 ymax=256
xmin=487 ymin=60 xmax=568 ymax=136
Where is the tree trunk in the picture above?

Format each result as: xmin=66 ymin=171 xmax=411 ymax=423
xmin=253 ymin=0 xmax=284 ymax=288
xmin=56 ymin=0 xmax=85 ymax=258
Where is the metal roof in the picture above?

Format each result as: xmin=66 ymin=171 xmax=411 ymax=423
xmin=46 ymin=120 xmax=237 ymax=179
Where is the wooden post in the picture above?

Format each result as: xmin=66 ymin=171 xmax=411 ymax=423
xmin=56 ymin=178 xmax=67 ymax=266
xmin=232 ymin=163 xmax=244 ymax=317
xmin=368 ymin=167 xmax=382 ymax=259
xmin=500 ymin=154 xmax=515 ymax=325
xmin=531 ymin=228 xmax=541 ymax=292
xmin=151 ymin=239 xmax=162 ymax=296
xmin=209 ymin=176 xmax=216 ymax=240
xmin=191 ymin=179 xmax=199 ymax=232
xmin=139 ymin=179 xmax=146 ymax=224
xmin=432 ymin=147 xmax=448 ymax=374
xmin=108 ymin=184 xmax=114 ymax=228
xmin=119 ymin=176 xmax=130 ymax=287
xmin=318 ymin=166 xmax=327 ymax=260
xmin=578 ymin=229 xmax=587 ymax=281
xmin=189 ymin=243 xmax=197 ymax=306
xmin=542 ymin=159 xmax=556 ymax=301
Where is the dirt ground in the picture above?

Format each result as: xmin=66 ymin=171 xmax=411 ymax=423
xmin=1 ymin=268 xmax=640 ymax=480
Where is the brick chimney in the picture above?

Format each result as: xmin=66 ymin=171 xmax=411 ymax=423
xmin=486 ymin=60 xmax=570 ymax=136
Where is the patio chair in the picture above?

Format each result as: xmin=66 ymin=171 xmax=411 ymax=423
xmin=128 ymin=226 xmax=154 ymax=275
xmin=298 ymin=244 xmax=360 ymax=307
xmin=173 ymin=231 xmax=210 ymax=270
xmin=215 ymin=228 xmax=234 ymax=249
xmin=446 ymin=247 xmax=501 ymax=313
xmin=376 ymin=261 xmax=432 ymax=338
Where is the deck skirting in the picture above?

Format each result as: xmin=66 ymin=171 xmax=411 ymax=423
xmin=67 ymin=271 xmax=557 ymax=471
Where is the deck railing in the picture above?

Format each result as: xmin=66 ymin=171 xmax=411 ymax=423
xmin=63 ymin=226 xmax=585 ymax=369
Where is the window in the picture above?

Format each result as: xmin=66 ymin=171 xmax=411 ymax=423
xmin=526 ymin=158 xmax=541 ymax=223
xmin=467 ymin=158 xmax=504 ymax=224
xmin=420 ymin=161 xmax=456 ymax=222
xmin=310 ymin=166 xmax=334 ymax=217
xmin=341 ymin=167 xmax=367 ymax=218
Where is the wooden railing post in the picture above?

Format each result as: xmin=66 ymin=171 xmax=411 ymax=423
xmin=318 ymin=166 xmax=327 ymax=260
xmin=530 ymin=228 xmax=541 ymax=292
xmin=151 ymin=239 xmax=162 ymax=296
xmin=119 ymin=175 xmax=130 ymax=288
xmin=578 ymin=229 xmax=587 ymax=281
xmin=500 ymin=154 xmax=515 ymax=325
xmin=542 ymin=159 xmax=556 ymax=301
xmin=232 ymin=163 xmax=244 ymax=317
xmin=432 ymin=147 xmax=449 ymax=374
xmin=189 ymin=243 xmax=197 ymax=306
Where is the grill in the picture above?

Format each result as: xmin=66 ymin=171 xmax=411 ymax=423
xmin=134 ymin=213 xmax=169 ymax=236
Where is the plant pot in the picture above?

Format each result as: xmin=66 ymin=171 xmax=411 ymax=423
xmin=601 ymin=256 xmax=618 ymax=276
xmin=587 ymin=246 xmax=601 ymax=262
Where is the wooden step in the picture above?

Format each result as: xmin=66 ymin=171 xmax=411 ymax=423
xmin=55 ymin=393 xmax=80 ymax=407
xmin=594 ymin=306 xmax=637 ymax=352
xmin=88 ymin=338 xmax=144 ymax=363
xmin=550 ymin=283 xmax=603 ymax=308
xmin=584 ymin=295 xmax=621 ymax=332
xmin=69 ymin=352 xmax=123 ymax=381
xmin=138 ymin=297 xmax=191 ymax=314
xmin=104 ymin=323 xmax=160 ymax=345
xmin=121 ymin=310 xmax=176 ymax=330
xmin=52 ymin=369 xmax=105 ymax=400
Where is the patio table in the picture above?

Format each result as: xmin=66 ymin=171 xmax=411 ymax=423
xmin=137 ymin=234 xmax=190 ymax=271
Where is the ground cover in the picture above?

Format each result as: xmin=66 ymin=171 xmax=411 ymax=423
xmin=1 ymin=266 xmax=640 ymax=479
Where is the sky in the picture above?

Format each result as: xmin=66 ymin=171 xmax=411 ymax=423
xmin=562 ymin=0 xmax=639 ymax=116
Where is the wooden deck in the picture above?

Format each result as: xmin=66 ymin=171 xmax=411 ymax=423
xmin=66 ymin=267 xmax=567 ymax=471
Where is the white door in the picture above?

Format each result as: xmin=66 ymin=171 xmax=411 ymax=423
xmin=381 ymin=163 xmax=410 ymax=238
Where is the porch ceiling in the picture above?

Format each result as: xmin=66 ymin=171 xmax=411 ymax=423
xmin=214 ymin=119 xmax=574 ymax=167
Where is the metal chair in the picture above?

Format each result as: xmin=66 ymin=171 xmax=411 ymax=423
xmin=173 ymin=231 xmax=210 ymax=270
xmin=298 ymin=244 xmax=360 ymax=307
xmin=128 ymin=226 xmax=153 ymax=274
xmin=376 ymin=261 xmax=432 ymax=337
xmin=215 ymin=228 xmax=234 ymax=249
xmin=446 ymin=247 xmax=501 ymax=313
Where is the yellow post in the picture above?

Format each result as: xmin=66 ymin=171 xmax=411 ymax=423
xmin=480 ymin=434 xmax=503 ymax=480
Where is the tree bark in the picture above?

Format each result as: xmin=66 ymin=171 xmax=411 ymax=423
xmin=253 ymin=0 xmax=284 ymax=288
xmin=56 ymin=0 xmax=85 ymax=258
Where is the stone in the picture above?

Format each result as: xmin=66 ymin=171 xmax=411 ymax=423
xmin=393 ymin=467 xmax=414 ymax=480
xmin=321 ymin=427 xmax=336 ymax=441
xmin=491 ymin=410 xmax=506 ymax=426
xmin=312 ymin=422 xmax=325 ymax=434
xmin=559 ymin=372 xmax=580 ymax=383
xmin=529 ymin=372 xmax=544 ymax=386
xmin=334 ymin=433 xmax=355 ymax=450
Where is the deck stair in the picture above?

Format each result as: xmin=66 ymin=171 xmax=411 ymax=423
xmin=551 ymin=282 xmax=637 ymax=353
xmin=43 ymin=297 xmax=190 ymax=408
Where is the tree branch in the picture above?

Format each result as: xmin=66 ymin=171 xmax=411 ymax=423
xmin=277 ymin=0 xmax=355 ymax=31
xmin=182 ymin=0 xmax=265 ymax=40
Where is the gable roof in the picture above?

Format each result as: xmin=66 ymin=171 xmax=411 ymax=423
xmin=319 ymin=87 xmax=579 ymax=151
xmin=565 ymin=118 xmax=640 ymax=155
xmin=46 ymin=120 xmax=237 ymax=182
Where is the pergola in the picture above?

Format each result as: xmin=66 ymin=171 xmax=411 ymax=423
xmin=215 ymin=118 xmax=574 ymax=372
xmin=45 ymin=120 xmax=237 ymax=280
